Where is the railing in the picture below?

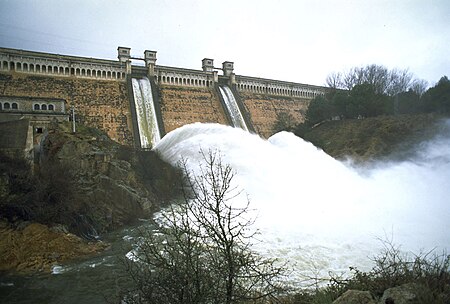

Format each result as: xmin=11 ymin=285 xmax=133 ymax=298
xmin=0 ymin=48 xmax=126 ymax=81
xmin=236 ymin=75 xmax=326 ymax=98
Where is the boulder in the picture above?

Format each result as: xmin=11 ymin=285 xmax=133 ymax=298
xmin=378 ymin=283 xmax=420 ymax=304
xmin=333 ymin=290 xmax=377 ymax=304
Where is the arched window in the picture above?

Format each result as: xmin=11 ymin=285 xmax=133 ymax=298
xmin=17 ymin=62 xmax=22 ymax=70
xmin=76 ymin=68 xmax=80 ymax=76
xmin=4 ymin=102 xmax=10 ymax=109
xmin=71 ymin=68 xmax=75 ymax=75
xmin=107 ymin=71 xmax=111 ymax=78
xmin=0 ymin=103 xmax=2 ymax=110
xmin=11 ymin=103 xmax=18 ymax=110
xmin=41 ymin=104 xmax=47 ymax=110
xmin=48 ymin=104 xmax=54 ymax=111
xmin=102 ymin=71 xmax=106 ymax=78
xmin=10 ymin=62 xmax=15 ymax=71
xmin=23 ymin=63 xmax=28 ymax=71
xmin=34 ymin=104 xmax=40 ymax=110
xmin=53 ymin=66 xmax=58 ymax=73
xmin=59 ymin=67 xmax=64 ymax=74
xmin=82 ymin=69 xmax=86 ymax=76
xmin=112 ymin=71 xmax=116 ymax=78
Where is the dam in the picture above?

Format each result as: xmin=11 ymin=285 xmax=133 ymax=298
xmin=0 ymin=46 xmax=327 ymax=150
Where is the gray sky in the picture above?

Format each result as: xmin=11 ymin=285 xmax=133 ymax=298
xmin=0 ymin=0 xmax=449 ymax=86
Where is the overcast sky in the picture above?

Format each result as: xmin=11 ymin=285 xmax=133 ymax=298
xmin=0 ymin=0 xmax=449 ymax=86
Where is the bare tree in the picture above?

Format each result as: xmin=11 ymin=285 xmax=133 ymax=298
xmin=325 ymin=71 xmax=343 ymax=89
xmin=122 ymin=150 xmax=287 ymax=304
xmin=387 ymin=68 xmax=413 ymax=96
xmin=327 ymin=65 xmax=419 ymax=96
xmin=410 ymin=78 xmax=428 ymax=96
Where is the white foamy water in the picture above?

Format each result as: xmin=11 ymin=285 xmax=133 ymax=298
xmin=154 ymin=122 xmax=450 ymax=284
xmin=132 ymin=77 xmax=161 ymax=148
xmin=218 ymin=85 xmax=249 ymax=131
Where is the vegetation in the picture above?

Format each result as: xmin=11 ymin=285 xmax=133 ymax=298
xmin=119 ymin=150 xmax=287 ymax=304
xmin=304 ymin=65 xmax=449 ymax=125
xmin=117 ymin=150 xmax=450 ymax=304
xmin=0 ymin=152 xmax=88 ymax=234
xmin=294 ymin=113 xmax=445 ymax=160
xmin=286 ymin=65 xmax=450 ymax=160
xmin=0 ymin=122 xmax=182 ymax=238
xmin=284 ymin=241 xmax=449 ymax=304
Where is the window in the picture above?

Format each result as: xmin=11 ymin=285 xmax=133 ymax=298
xmin=34 ymin=104 xmax=40 ymax=110
xmin=41 ymin=104 xmax=47 ymax=110
xmin=11 ymin=103 xmax=18 ymax=110
xmin=36 ymin=127 xmax=43 ymax=134
xmin=4 ymin=102 xmax=10 ymax=109
xmin=48 ymin=104 xmax=54 ymax=111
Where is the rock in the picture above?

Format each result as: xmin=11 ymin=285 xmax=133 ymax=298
xmin=333 ymin=290 xmax=376 ymax=304
xmin=378 ymin=283 xmax=420 ymax=304
xmin=0 ymin=220 xmax=108 ymax=273
xmin=40 ymin=124 xmax=162 ymax=233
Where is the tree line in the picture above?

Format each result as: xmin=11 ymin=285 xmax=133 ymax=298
xmin=304 ymin=64 xmax=450 ymax=126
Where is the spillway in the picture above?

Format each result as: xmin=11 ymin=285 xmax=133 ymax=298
xmin=154 ymin=122 xmax=450 ymax=285
xmin=218 ymin=85 xmax=249 ymax=131
xmin=132 ymin=77 xmax=161 ymax=148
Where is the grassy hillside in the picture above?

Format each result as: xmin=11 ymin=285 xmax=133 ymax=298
xmin=295 ymin=113 xmax=448 ymax=161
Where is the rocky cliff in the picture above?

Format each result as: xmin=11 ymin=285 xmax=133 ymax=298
xmin=0 ymin=121 xmax=181 ymax=273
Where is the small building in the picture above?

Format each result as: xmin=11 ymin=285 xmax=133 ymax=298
xmin=0 ymin=96 xmax=69 ymax=163
xmin=0 ymin=96 xmax=68 ymax=139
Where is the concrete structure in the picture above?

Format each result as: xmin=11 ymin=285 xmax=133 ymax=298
xmin=0 ymin=46 xmax=328 ymax=146
xmin=0 ymin=119 xmax=34 ymax=161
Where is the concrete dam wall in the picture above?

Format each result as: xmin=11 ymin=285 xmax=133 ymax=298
xmin=0 ymin=47 xmax=327 ymax=147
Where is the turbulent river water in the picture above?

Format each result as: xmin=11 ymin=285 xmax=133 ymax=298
xmin=1 ymin=121 xmax=449 ymax=302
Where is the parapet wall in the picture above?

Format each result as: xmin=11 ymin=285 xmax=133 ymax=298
xmin=0 ymin=47 xmax=126 ymax=81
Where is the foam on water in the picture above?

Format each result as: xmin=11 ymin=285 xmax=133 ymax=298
xmin=154 ymin=122 xmax=450 ymax=282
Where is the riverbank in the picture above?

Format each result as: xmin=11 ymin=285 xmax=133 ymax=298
xmin=0 ymin=220 xmax=108 ymax=274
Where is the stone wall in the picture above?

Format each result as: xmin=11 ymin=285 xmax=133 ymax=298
xmin=239 ymin=92 xmax=310 ymax=138
xmin=0 ymin=72 xmax=133 ymax=145
xmin=158 ymin=85 xmax=229 ymax=133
